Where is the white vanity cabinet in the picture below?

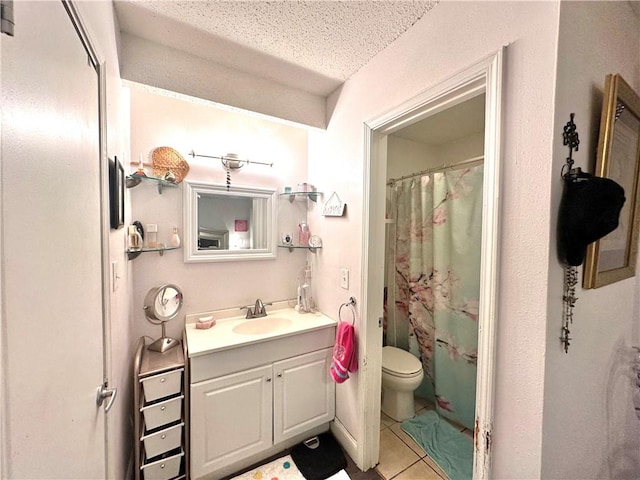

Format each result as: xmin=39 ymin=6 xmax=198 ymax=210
xmin=187 ymin=320 xmax=336 ymax=480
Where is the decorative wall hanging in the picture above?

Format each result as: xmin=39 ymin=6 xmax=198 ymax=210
xmin=322 ymin=192 xmax=346 ymax=217
xmin=151 ymin=147 xmax=190 ymax=183
xmin=583 ymin=74 xmax=640 ymax=288
xmin=557 ymin=113 xmax=625 ymax=353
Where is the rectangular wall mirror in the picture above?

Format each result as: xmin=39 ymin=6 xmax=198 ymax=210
xmin=183 ymin=180 xmax=277 ymax=262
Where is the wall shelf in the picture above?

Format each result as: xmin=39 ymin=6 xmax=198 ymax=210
xmin=279 ymin=191 xmax=322 ymax=203
xmin=278 ymin=245 xmax=321 ymax=253
xmin=127 ymin=174 xmax=179 ymax=194
xmin=127 ymin=245 xmax=180 ymax=260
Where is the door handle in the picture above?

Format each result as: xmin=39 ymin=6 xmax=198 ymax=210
xmin=96 ymin=382 xmax=117 ymax=413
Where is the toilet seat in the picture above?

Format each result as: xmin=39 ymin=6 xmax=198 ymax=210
xmin=382 ymin=346 xmax=422 ymax=377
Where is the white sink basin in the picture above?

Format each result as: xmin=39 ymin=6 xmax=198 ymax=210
xmin=232 ymin=317 xmax=293 ymax=335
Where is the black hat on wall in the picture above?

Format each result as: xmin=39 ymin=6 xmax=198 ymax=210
xmin=558 ymin=170 xmax=625 ymax=267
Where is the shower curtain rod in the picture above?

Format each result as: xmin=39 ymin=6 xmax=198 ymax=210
xmin=387 ymin=155 xmax=484 ymax=186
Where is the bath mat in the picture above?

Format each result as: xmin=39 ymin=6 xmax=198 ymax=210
xmin=291 ymin=432 xmax=348 ymax=480
xmin=401 ymin=410 xmax=473 ymax=480
xmin=229 ymin=454 xmax=350 ymax=480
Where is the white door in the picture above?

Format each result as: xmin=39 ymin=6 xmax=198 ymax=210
xmin=273 ymin=348 xmax=335 ymax=443
xmin=1 ymin=2 xmax=108 ymax=478
xmin=190 ymin=365 xmax=273 ymax=478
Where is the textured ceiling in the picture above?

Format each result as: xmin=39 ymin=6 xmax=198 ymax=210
xmin=114 ymin=1 xmax=438 ymax=96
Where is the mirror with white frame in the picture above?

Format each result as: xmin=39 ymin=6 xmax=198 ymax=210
xmin=183 ymin=180 xmax=277 ymax=262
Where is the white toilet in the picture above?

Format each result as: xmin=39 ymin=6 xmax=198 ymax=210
xmin=381 ymin=346 xmax=424 ymax=421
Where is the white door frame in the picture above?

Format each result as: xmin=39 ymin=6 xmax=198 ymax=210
xmin=360 ymin=49 xmax=503 ymax=478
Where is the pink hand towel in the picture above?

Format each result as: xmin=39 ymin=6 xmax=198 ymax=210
xmin=330 ymin=321 xmax=357 ymax=383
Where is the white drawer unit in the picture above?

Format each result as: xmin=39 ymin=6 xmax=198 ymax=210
xmin=142 ymin=395 xmax=184 ymax=431
xmin=141 ymin=450 xmax=185 ymax=480
xmin=141 ymin=369 xmax=183 ymax=403
xmin=141 ymin=422 xmax=184 ymax=459
xmin=134 ymin=338 xmax=188 ymax=480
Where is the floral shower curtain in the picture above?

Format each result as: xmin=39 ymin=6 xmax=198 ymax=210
xmin=385 ymin=164 xmax=483 ymax=430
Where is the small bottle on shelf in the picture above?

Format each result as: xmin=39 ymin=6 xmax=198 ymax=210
xmin=146 ymin=224 xmax=158 ymax=248
xmin=170 ymin=226 xmax=181 ymax=247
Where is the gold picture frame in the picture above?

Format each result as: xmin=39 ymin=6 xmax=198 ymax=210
xmin=584 ymin=74 xmax=640 ymax=288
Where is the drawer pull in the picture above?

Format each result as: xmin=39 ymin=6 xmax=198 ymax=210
xmin=160 ymin=406 xmax=166 ymax=411
xmin=160 ymin=378 xmax=166 ymax=383
xmin=160 ymin=464 xmax=166 ymax=469
xmin=277 ymin=373 xmax=282 ymax=378
xmin=161 ymin=434 xmax=166 ymax=439
xmin=266 ymin=377 xmax=272 ymax=382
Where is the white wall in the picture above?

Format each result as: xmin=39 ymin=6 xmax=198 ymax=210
xmin=543 ymin=2 xmax=640 ymax=478
xmin=127 ymin=86 xmax=310 ymax=342
xmin=308 ymin=2 xmax=560 ymax=477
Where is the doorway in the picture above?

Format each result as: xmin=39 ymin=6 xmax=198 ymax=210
xmin=359 ymin=50 xmax=503 ymax=479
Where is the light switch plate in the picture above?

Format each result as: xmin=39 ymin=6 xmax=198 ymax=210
xmin=111 ymin=261 xmax=119 ymax=292
xmin=340 ymin=268 xmax=349 ymax=290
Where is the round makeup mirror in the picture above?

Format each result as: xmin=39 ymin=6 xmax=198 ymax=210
xmin=143 ymin=284 xmax=183 ymax=352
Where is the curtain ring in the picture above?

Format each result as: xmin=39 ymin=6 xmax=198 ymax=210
xmin=339 ymin=297 xmax=356 ymax=325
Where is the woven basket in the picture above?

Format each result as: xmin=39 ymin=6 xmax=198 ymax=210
xmin=151 ymin=147 xmax=190 ymax=183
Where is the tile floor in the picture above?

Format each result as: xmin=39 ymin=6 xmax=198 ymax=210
xmin=224 ymin=398 xmax=473 ymax=480
xmin=374 ymin=398 xmax=474 ymax=480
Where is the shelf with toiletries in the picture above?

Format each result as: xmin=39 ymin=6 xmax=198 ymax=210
xmin=127 ymin=224 xmax=182 ymax=260
xmin=279 ymin=183 xmax=322 ymax=203
xmin=127 ymin=245 xmax=180 ymax=260
xmin=126 ymin=173 xmax=179 ymax=194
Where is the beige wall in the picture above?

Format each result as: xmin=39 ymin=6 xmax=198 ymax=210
xmin=127 ymin=86 xmax=310 ymax=344
xmin=308 ymin=2 xmax=561 ymax=477
xmin=543 ymin=2 xmax=640 ymax=478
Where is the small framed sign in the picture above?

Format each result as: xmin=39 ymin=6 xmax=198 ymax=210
xmin=235 ymin=219 xmax=248 ymax=232
xmin=322 ymin=192 xmax=346 ymax=217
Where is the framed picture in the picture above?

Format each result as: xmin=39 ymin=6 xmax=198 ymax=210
xmin=109 ymin=156 xmax=124 ymax=229
xmin=584 ymin=74 xmax=640 ymax=288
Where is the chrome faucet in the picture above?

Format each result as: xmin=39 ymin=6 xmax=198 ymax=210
xmin=243 ymin=298 xmax=268 ymax=319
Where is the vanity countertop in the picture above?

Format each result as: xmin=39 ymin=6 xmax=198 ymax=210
xmin=184 ymin=305 xmax=337 ymax=358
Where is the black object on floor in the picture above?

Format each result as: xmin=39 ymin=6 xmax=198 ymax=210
xmin=291 ymin=432 xmax=347 ymax=480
